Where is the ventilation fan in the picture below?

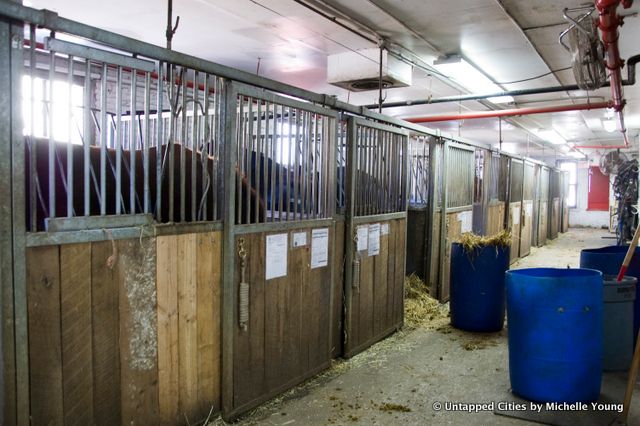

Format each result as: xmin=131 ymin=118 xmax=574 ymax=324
xmin=599 ymin=150 xmax=629 ymax=176
xmin=559 ymin=6 xmax=607 ymax=90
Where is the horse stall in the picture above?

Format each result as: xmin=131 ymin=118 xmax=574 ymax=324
xmin=518 ymin=161 xmax=536 ymax=258
xmin=484 ymin=152 xmax=508 ymax=236
xmin=437 ymin=141 xmax=475 ymax=301
xmin=549 ymin=169 xmax=561 ymax=239
xmin=405 ymin=133 xmax=433 ymax=281
xmin=508 ymin=158 xmax=524 ymax=264
xmin=342 ymin=117 xmax=409 ymax=357
xmin=472 ymin=148 xmax=488 ymax=235
xmin=561 ymin=170 xmax=570 ymax=233
xmin=537 ymin=166 xmax=550 ymax=246
xmin=11 ymin=28 xmax=227 ymax=425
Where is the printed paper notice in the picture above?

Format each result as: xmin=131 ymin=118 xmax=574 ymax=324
xmin=381 ymin=223 xmax=390 ymax=236
xmin=266 ymin=233 xmax=288 ymax=280
xmin=356 ymin=225 xmax=369 ymax=251
xmin=293 ymin=231 xmax=307 ymax=248
xmin=458 ymin=211 xmax=472 ymax=233
xmin=368 ymin=223 xmax=381 ymax=256
xmin=525 ymin=203 xmax=533 ymax=217
xmin=513 ymin=205 xmax=521 ymax=225
xmin=311 ymin=228 xmax=329 ymax=269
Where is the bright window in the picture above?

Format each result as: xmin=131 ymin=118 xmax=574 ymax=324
xmin=560 ymin=161 xmax=577 ymax=208
xmin=22 ymin=75 xmax=84 ymax=144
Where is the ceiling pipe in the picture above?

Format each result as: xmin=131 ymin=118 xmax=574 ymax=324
xmin=405 ymin=101 xmax=612 ymax=123
xmin=596 ymin=0 xmax=633 ymax=147
xmin=365 ymin=54 xmax=640 ymax=109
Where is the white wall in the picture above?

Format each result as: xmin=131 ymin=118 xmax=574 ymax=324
xmin=569 ymin=165 xmax=610 ymax=228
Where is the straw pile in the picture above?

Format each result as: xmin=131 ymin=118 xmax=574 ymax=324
xmin=457 ymin=230 xmax=511 ymax=252
xmin=404 ymin=274 xmax=449 ymax=329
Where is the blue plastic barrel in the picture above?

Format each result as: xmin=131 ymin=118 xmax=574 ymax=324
xmin=450 ymin=243 xmax=510 ymax=332
xmin=580 ymin=245 xmax=640 ymax=341
xmin=506 ymin=268 xmax=603 ymax=403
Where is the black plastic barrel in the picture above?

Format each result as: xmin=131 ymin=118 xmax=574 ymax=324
xmin=580 ymin=245 xmax=640 ymax=341
xmin=450 ymin=243 xmax=510 ymax=332
xmin=506 ymin=268 xmax=603 ymax=403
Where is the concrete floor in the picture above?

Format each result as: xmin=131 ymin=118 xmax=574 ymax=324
xmin=215 ymin=228 xmax=640 ymax=426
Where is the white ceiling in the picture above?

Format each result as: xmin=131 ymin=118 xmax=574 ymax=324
xmin=27 ymin=0 xmax=640 ymax=164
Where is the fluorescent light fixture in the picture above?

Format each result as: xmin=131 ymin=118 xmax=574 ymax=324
xmin=535 ymin=129 xmax=567 ymax=145
xmin=567 ymin=151 xmax=585 ymax=159
xmin=602 ymin=118 xmax=617 ymax=133
xmin=433 ymin=55 xmax=514 ymax=104
xmin=559 ymin=144 xmax=571 ymax=153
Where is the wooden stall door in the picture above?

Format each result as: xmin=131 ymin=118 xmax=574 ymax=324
xmin=538 ymin=200 xmax=548 ymax=246
xmin=550 ymin=198 xmax=560 ymax=239
xmin=486 ymin=202 xmax=506 ymax=236
xmin=519 ymin=200 xmax=533 ymax=257
xmin=223 ymin=83 xmax=339 ymax=419
xmin=343 ymin=118 xmax=408 ymax=358
xmin=508 ymin=202 xmax=522 ymax=264
xmin=441 ymin=210 xmax=472 ymax=301
xmin=231 ymin=226 xmax=335 ymax=413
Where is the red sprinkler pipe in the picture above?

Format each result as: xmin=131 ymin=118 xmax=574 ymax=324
xmin=405 ymin=101 xmax=613 ymax=123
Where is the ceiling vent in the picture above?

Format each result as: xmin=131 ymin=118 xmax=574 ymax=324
xmin=327 ymin=49 xmax=412 ymax=92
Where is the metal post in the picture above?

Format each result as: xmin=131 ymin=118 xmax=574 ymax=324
xmin=438 ymin=140 xmax=449 ymax=299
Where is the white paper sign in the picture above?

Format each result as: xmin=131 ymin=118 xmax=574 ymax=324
xmin=381 ymin=223 xmax=390 ymax=236
xmin=356 ymin=225 xmax=369 ymax=251
xmin=457 ymin=211 xmax=472 ymax=233
xmin=368 ymin=223 xmax=381 ymax=256
xmin=513 ymin=205 xmax=521 ymax=225
xmin=311 ymin=228 xmax=329 ymax=269
xmin=266 ymin=233 xmax=288 ymax=280
xmin=292 ymin=232 xmax=307 ymax=248
xmin=525 ymin=203 xmax=533 ymax=217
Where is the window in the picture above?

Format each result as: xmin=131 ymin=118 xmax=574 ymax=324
xmin=560 ymin=161 xmax=577 ymax=208
xmin=22 ymin=75 xmax=84 ymax=144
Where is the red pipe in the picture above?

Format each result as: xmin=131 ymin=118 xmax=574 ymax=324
xmin=405 ymin=101 xmax=613 ymax=123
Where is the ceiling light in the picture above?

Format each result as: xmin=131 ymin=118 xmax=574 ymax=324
xmin=560 ymin=145 xmax=571 ymax=153
xmin=535 ymin=129 xmax=567 ymax=145
xmin=433 ymin=55 xmax=514 ymax=104
xmin=602 ymin=118 xmax=617 ymax=133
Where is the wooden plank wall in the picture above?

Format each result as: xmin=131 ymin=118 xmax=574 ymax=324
xmin=232 ymin=225 xmax=334 ymax=413
xmin=26 ymin=231 xmax=222 ymax=426
xmin=562 ymin=200 xmax=569 ymax=232
xmin=332 ymin=218 xmax=346 ymax=359
xmin=485 ymin=203 xmax=506 ymax=236
xmin=537 ymin=200 xmax=548 ymax=247
xmin=440 ymin=211 xmax=467 ymax=302
xmin=429 ymin=211 xmax=441 ymax=297
xmin=550 ymin=198 xmax=560 ymax=239
xmin=519 ymin=200 xmax=533 ymax=258
xmin=346 ymin=218 xmax=406 ymax=357
xmin=508 ymin=202 xmax=522 ymax=264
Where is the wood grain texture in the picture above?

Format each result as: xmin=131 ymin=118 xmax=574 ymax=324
xmin=118 ymin=238 xmax=159 ymax=425
xmin=331 ymin=220 xmax=345 ymax=358
xmin=27 ymin=245 xmax=64 ymax=425
xmin=509 ymin=202 xmax=522 ymax=264
xmin=60 ymin=243 xmax=94 ymax=425
xmin=177 ymin=234 xmax=198 ymax=417
xmin=374 ymin=223 xmax=389 ymax=337
xmin=486 ymin=203 xmax=506 ymax=236
xmin=196 ymin=232 xmax=221 ymax=417
xmin=520 ymin=200 xmax=533 ymax=257
xmin=233 ymin=232 xmax=266 ymax=407
xmin=538 ymin=201 xmax=548 ymax=246
xmin=393 ymin=219 xmax=407 ymax=326
xmin=91 ymin=240 xmax=121 ymax=426
xmin=157 ymin=235 xmax=179 ymax=424
xmin=429 ymin=211 xmax=441 ymax=296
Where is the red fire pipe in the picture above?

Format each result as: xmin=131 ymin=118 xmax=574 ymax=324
xmin=405 ymin=101 xmax=613 ymax=123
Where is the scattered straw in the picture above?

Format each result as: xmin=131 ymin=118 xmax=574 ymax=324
xmin=457 ymin=230 xmax=511 ymax=252
xmin=379 ymin=403 xmax=412 ymax=413
xmin=404 ymin=274 xmax=449 ymax=329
